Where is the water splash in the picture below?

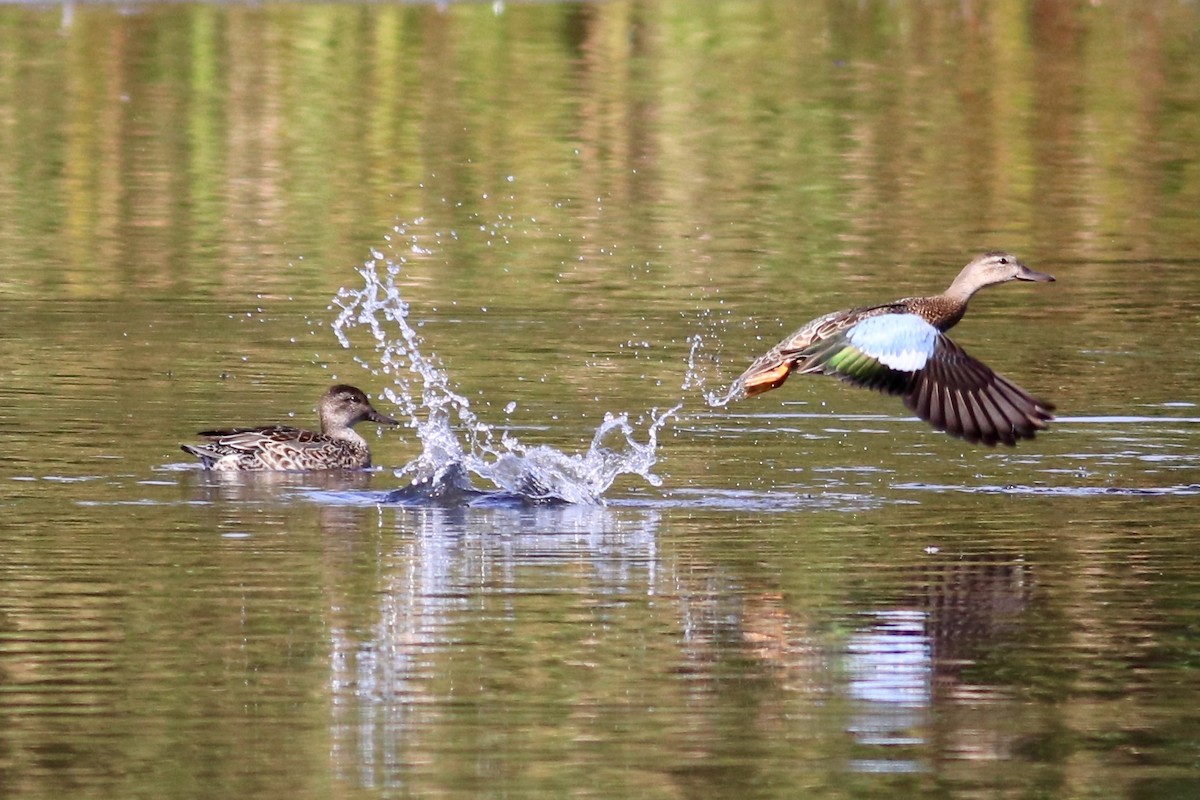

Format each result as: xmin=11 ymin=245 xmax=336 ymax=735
xmin=682 ymin=316 xmax=744 ymax=409
xmin=331 ymin=231 xmax=678 ymax=505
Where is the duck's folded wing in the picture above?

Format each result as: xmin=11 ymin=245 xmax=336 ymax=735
xmin=197 ymin=426 xmax=320 ymax=451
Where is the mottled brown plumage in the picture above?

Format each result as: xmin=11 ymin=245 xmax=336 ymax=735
xmin=732 ymin=252 xmax=1056 ymax=446
xmin=181 ymin=384 xmax=399 ymax=471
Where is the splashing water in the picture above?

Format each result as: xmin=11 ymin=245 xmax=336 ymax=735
xmin=331 ymin=234 xmax=679 ymax=505
xmin=683 ymin=326 xmax=744 ymax=409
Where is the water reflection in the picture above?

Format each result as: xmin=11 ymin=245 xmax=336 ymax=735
xmin=847 ymin=553 xmax=1036 ymax=773
xmin=325 ymin=503 xmax=1050 ymax=788
xmin=187 ymin=468 xmax=377 ymax=501
xmin=328 ymin=503 xmax=662 ymax=788
xmin=847 ymin=610 xmax=930 ymax=771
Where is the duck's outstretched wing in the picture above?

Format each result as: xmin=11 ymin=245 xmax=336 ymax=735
xmin=798 ymin=313 xmax=1055 ymax=445
xmin=901 ymin=336 xmax=1055 ymax=446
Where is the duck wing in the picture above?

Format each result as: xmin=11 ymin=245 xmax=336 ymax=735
xmin=734 ymin=307 xmax=883 ymax=397
xmin=799 ymin=313 xmax=1055 ymax=445
xmin=195 ymin=426 xmax=322 ymax=451
xmin=186 ymin=425 xmax=367 ymax=470
xmin=903 ymin=336 xmax=1055 ymax=446
xmin=797 ymin=313 xmax=930 ymax=393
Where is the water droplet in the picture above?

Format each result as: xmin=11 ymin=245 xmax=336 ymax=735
xmin=331 ymin=219 xmax=682 ymax=504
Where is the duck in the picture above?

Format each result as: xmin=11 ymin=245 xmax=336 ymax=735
xmin=181 ymin=384 xmax=399 ymax=471
xmin=730 ymin=252 xmax=1056 ymax=446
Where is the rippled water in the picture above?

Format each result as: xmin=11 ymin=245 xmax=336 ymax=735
xmin=2 ymin=2 xmax=1200 ymax=799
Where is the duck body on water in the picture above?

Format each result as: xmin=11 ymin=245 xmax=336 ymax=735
xmin=181 ymin=384 xmax=399 ymax=471
xmin=732 ymin=252 xmax=1056 ymax=446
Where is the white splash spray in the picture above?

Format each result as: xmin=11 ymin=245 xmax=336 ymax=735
xmin=331 ymin=229 xmax=679 ymax=505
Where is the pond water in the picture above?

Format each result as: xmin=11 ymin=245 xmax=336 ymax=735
xmin=2 ymin=2 xmax=1200 ymax=798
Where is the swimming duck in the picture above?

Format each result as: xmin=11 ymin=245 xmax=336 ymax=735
xmin=181 ymin=384 xmax=399 ymax=470
xmin=731 ymin=252 xmax=1056 ymax=446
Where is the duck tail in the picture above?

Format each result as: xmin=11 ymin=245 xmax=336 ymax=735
xmin=180 ymin=444 xmax=219 ymax=470
xmin=735 ymin=351 xmax=795 ymax=398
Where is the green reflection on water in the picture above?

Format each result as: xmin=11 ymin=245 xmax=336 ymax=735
xmin=1 ymin=1 xmax=1199 ymax=799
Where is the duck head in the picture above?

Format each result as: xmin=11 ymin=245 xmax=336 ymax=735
xmin=945 ymin=252 xmax=1054 ymax=302
xmin=319 ymin=384 xmax=400 ymax=433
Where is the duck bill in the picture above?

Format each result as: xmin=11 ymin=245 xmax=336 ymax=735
xmin=367 ymin=408 xmax=401 ymax=426
xmin=1016 ymin=265 xmax=1055 ymax=282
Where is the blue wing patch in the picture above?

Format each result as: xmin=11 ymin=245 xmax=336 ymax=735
xmin=845 ymin=314 xmax=937 ymax=372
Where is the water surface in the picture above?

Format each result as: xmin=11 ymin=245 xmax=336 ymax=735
xmin=2 ymin=2 xmax=1200 ymax=798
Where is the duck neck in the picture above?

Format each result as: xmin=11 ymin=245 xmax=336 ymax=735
xmin=935 ymin=298 xmax=969 ymax=330
xmin=898 ymin=278 xmax=969 ymax=333
xmin=943 ymin=267 xmax=985 ymax=306
xmin=326 ymin=425 xmax=367 ymax=447
xmin=320 ymin=411 xmax=366 ymax=444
